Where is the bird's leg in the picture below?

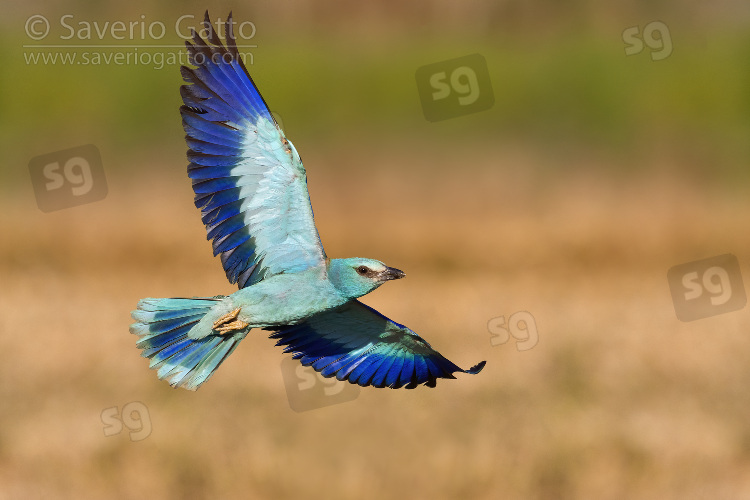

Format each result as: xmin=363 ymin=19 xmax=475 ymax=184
xmin=212 ymin=308 xmax=249 ymax=335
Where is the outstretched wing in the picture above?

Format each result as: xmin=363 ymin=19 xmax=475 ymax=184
xmin=180 ymin=12 xmax=326 ymax=288
xmin=269 ymin=301 xmax=486 ymax=388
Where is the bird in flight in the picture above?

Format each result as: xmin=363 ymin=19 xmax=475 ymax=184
xmin=130 ymin=11 xmax=486 ymax=391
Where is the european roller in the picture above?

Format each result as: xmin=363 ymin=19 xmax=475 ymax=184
xmin=130 ymin=12 xmax=486 ymax=391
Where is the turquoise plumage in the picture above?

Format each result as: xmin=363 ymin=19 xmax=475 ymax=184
xmin=130 ymin=11 xmax=485 ymax=390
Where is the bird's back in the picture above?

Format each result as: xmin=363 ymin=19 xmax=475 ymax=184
xmin=232 ymin=266 xmax=347 ymax=327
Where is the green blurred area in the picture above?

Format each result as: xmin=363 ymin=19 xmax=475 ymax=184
xmin=3 ymin=8 xmax=750 ymax=185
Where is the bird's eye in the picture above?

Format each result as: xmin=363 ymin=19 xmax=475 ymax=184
xmin=356 ymin=266 xmax=369 ymax=276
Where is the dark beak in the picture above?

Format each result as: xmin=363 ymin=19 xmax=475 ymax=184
xmin=383 ymin=266 xmax=406 ymax=281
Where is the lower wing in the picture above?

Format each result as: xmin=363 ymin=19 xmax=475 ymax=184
xmin=269 ymin=300 xmax=486 ymax=389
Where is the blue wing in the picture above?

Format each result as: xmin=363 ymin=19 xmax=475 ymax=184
xmin=180 ymin=12 xmax=326 ymax=288
xmin=269 ymin=301 xmax=486 ymax=389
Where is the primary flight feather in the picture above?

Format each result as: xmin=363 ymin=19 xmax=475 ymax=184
xmin=130 ymin=11 xmax=486 ymax=391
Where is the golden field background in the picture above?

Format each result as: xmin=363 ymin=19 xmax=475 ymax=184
xmin=4 ymin=1 xmax=750 ymax=498
xmin=3 ymin=153 xmax=750 ymax=499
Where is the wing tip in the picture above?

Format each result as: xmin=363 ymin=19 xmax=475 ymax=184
xmin=465 ymin=360 xmax=487 ymax=375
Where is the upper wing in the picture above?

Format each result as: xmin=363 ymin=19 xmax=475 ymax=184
xmin=180 ymin=12 xmax=326 ymax=288
xmin=269 ymin=301 xmax=486 ymax=388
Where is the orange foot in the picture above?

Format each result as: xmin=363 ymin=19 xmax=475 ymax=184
xmin=212 ymin=308 xmax=249 ymax=335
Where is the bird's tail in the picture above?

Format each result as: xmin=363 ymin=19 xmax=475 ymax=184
xmin=130 ymin=297 xmax=247 ymax=390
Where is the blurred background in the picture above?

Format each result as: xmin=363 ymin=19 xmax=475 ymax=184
xmin=3 ymin=1 xmax=750 ymax=498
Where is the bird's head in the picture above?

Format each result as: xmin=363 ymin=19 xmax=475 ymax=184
xmin=327 ymin=258 xmax=405 ymax=300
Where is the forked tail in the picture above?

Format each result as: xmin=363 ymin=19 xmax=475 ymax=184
xmin=130 ymin=297 xmax=247 ymax=390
